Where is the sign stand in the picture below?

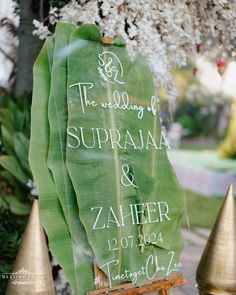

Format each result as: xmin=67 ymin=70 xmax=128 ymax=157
xmin=89 ymin=268 xmax=188 ymax=295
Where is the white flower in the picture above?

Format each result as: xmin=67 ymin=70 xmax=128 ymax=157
xmin=32 ymin=19 xmax=51 ymax=39
xmin=48 ymin=6 xmax=60 ymax=25
xmin=32 ymin=0 xmax=236 ymax=103
xmin=26 ymin=179 xmax=38 ymax=196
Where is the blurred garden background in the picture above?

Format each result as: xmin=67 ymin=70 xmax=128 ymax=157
xmin=1 ymin=1 xmax=236 ymax=294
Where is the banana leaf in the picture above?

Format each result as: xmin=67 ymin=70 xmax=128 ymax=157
xmin=30 ymin=22 xmax=185 ymax=293
xmin=122 ymin=54 xmax=184 ymax=265
xmin=29 ymin=37 xmax=79 ymax=293
xmin=66 ymin=24 xmax=184 ymax=287
xmin=66 ymin=26 xmax=141 ymax=286
xmin=47 ymin=22 xmax=94 ymax=293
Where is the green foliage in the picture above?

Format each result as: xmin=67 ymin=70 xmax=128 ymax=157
xmin=0 ymin=95 xmax=32 ymax=291
xmin=219 ymin=99 xmax=236 ymax=159
xmin=52 ymin=0 xmax=71 ymax=8
xmin=184 ymin=190 xmax=224 ymax=228
xmin=173 ymin=66 xmax=227 ymax=139
xmin=0 ymin=95 xmax=33 ymax=200
xmin=0 ymin=205 xmax=27 ymax=294
xmin=174 ymin=93 xmax=225 ymax=138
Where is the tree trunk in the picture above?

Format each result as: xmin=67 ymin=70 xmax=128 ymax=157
xmin=14 ymin=0 xmax=44 ymax=97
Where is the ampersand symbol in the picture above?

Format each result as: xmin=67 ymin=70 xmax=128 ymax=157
xmin=121 ymin=164 xmax=138 ymax=188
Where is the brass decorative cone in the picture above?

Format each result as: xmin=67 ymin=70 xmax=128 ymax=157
xmin=196 ymin=184 xmax=236 ymax=294
xmin=6 ymin=199 xmax=55 ymax=295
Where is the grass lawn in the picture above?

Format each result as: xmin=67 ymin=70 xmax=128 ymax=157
xmin=182 ymin=190 xmax=226 ymax=228
xmin=169 ymin=149 xmax=236 ymax=175
xmin=180 ymin=144 xmax=217 ymax=151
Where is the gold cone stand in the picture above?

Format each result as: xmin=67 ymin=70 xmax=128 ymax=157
xmin=6 ymin=199 xmax=55 ymax=295
xmin=196 ymin=184 xmax=236 ymax=294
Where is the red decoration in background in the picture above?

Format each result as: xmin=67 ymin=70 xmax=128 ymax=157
xmin=216 ymin=59 xmax=227 ymax=76
xmin=192 ymin=67 xmax=198 ymax=75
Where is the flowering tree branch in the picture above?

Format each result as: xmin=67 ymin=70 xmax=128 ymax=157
xmin=33 ymin=0 xmax=236 ymax=102
xmin=0 ymin=47 xmax=15 ymax=64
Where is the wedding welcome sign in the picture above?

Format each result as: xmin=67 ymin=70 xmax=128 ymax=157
xmin=29 ymin=22 xmax=185 ymax=295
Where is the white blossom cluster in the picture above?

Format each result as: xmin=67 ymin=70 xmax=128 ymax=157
xmin=54 ymin=269 xmax=74 ymax=295
xmin=33 ymin=19 xmax=52 ymax=40
xmin=52 ymin=258 xmax=74 ymax=295
xmin=33 ymin=0 xmax=236 ymax=102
